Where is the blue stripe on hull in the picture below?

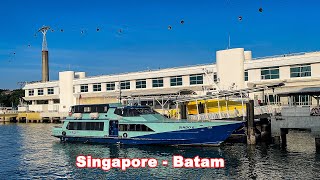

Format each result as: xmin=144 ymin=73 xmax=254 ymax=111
xmin=59 ymin=122 xmax=243 ymax=145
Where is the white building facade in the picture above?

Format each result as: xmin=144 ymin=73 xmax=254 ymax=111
xmin=22 ymin=48 xmax=320 ymax=116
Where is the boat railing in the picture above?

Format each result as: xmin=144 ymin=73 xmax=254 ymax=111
xmin=0 ymin=110 xmax=18 ymax=114
xmin=187 ymin=105 xmax=282 ymax=121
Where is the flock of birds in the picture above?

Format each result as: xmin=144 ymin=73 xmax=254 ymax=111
xmin=5 ymin=7 xmax=264 ymax=63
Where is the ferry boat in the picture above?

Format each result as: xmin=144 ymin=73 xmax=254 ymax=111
xmin=52 ymin=103 xmax=244 ymax=146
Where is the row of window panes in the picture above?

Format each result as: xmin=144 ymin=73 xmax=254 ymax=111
xmin=290 ymin=65 xmax=311 ymax=78
xmin=152 ymin=78 xmax=163 ymax=87
xmin=261 ymin=67 xmax=280 ymax=80
xmin=190 ymin=74 xmax=203 ymax=85
xmin=28 ymin=88 xmax=54 ymax=96
xmin=292 ymin=95 xmax=311 ymax=106
xmin=136 ymin=80 xmax=146 ymax=89
xmin=79 ymin=74 xmax=204 ymax=92
xmin=257 ymin=65 xmax=312 ymax=80
xmin=93 ymin=84 xmax=101 ymax=92
xmin=67 ymin=122 xmax=104 ymax=131
xmin=170 ymin=76 xmax=183 ymax=86
xmin=262 ymin=95 xmax=312 ymax=106
xmin=120 ymin=81 xmax=130 ymax=89
xmin=119 ymin=124 xmax=154 ymax=132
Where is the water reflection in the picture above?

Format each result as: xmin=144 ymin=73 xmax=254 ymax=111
xmin=0 ymin=123 xmax=320 ymax=179
xmin=52 ymin=143 xmax=233 ymax=179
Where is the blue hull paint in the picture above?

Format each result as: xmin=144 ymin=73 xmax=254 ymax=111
xmin=59 ymin=122 xmax=243 ymax=145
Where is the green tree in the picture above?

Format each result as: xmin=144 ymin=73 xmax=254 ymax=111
xmin=0 ymin=89 xmax=25 ymax=107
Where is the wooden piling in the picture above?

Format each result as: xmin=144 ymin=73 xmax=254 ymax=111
xmin=315 ymin=137 xmax=320 ymax=153
xmin=180 ymin=102 xmax=187 ymax=119
xmin=280 ymin=128 xmax=288 ymax=147
xmin=247 ymin=100 xmax=256 ymax=145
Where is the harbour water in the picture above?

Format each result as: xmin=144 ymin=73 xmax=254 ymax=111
xmin=0 ymin=123 xmax=319 ymax=179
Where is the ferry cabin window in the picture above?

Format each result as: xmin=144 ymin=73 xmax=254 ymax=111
xmin=190 ymin=74 xmax=203 ymax=85
xmin=290 ymin=64 xmax=311 ymax=78
xmin=152 ymin=78 xmax=163 ymax=88
xmin=67 ymin=122 xmax=104 ymax=131
xmin=28 ymin=90 xmax=34 ymax=96
xmin=120 ymin=81 xmax=130 ymax=90
xmin=80 ymin=85 xmax=89 ymax=92
xmin=136 ymin=79 xmax=146 ymax=89
xmin=84 ymin=107 xmax=91 ymax=112
xmin=38 ymin=89 xmax=44 ymax=95
xmin=170 ymin=76 xmax=182 ymax=86
xmin=119 ymin=124 xmax=154 ymax=132
xmin=114 ymin=107 xmax=158 ymax=117
xmin=72 ymin=105 xmax=109 ymax=113
xmin=106 ymin=82 xmax=115 ymax=91
xmin=48 ymin=88 xmax=54 ymax=95
xmin=93 ymin=83 xmax=101 ymax=92
xmin=261 ymin=67 xmax=279 ymax=80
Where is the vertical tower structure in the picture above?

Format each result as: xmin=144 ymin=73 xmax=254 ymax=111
xmin=38 ymin=26 xmax=50 ymax=82
xmin=216 ymin=48 xmax=245 ymax=90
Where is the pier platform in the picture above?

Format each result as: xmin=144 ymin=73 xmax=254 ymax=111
xmin=271 ymin=106 xmax=320 ymax=152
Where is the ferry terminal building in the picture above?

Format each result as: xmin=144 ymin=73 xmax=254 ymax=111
xmin=21 ymin=48 xmax=320 ymax=119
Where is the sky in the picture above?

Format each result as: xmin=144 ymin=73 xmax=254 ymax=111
xmin=1 ymin=0 xmax=320 ymax=89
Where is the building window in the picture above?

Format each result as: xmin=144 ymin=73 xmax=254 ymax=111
xmin=290 ymin=64 xmax=311 ymax=78
xmin=136 ymin=79 xmax=146 ymax=89
xmin=152 ymin=78 xmax=163 ymax=88
xmin=93 ymin=83 xmax=101 ymax=92
xmin=36 ymin=100 xmax=48 ymax=104
xmin=261 ymin=67 xmax=279 ymax=80
xmin=213 ymin=73 xmax=218 ymax=82
xmin=190 ymin=74 xmax=203 ymax=85
xmin=292 ymin=95 xmax=311 ymax=106
xmin=48 ymin=88 xmax=54 ymax=95
xmin=264 ymin=95 xmax=280 ymax=105
xmin=244 ymin=70 xmax=248 ymax=81
xmin=170 ymin=76 xmax=182 ymax=86
xmin=53 ymin=99 xmax=60 ymax=104
xmin=38 ymin=89 xmax=44 ymax=95
xmin=28 ymin=90 xmax=34 ymax=96
xmin=120 ymin=81 xmax=130 ymax=90
xmin=106 ymin=82 xmax=115 ymax=91
xmin=80 ymin=84 xmax=88 ymax=92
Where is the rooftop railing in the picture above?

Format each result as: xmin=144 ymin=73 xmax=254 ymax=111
xmin=83 ymin=63 xmax=214 ymax=79
xmin=252 ymin=51 xmax=320 ymax=60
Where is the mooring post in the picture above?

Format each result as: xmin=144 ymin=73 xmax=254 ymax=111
xmin=180 ymin=102 xmax=187 ymax=119
xmin=315 ymin=137 xmax=320 ymax=153
xmin=247 ymin=100 xmax=256 ymax=145
xmin=280 ymin=128 xmax=288 ymax=147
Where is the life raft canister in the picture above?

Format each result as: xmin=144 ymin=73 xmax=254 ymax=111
xmin=123 ymin=133 xmax=128 ymax=138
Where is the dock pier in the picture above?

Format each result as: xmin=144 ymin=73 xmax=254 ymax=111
xmin=271 ymin=106 xmax=320 ymax=152
xmin=0 ymin=111 xmax=64 ymax=124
